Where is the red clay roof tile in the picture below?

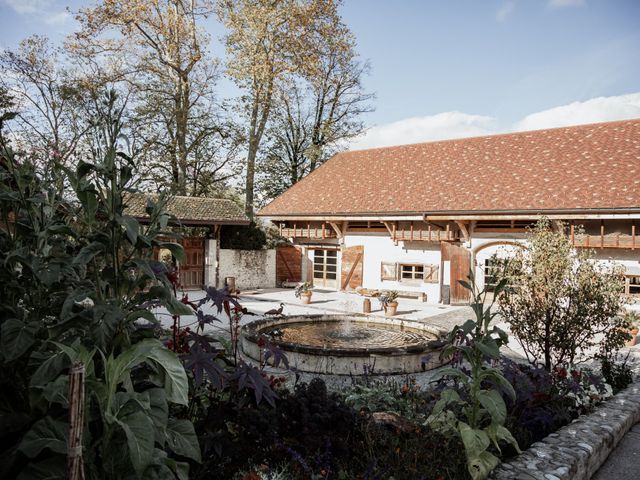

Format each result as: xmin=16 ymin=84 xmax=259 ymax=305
xmin=258 ymin=119 xmax=640 ymax=216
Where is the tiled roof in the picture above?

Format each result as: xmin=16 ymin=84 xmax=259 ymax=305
xmin=125 ymin=193 xmax=249 ymax=225
xmin=258 ymin=119 xmax=640 ymax=217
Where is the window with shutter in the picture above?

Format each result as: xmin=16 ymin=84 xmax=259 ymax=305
xmin=423 ymin=264 xmax=440 ymax=283
xmin=380 ymin=261 xmax=397 ymax=281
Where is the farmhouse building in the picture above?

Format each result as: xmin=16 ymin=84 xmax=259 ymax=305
xmin=258 ymin=119 xmax=640 ymax=304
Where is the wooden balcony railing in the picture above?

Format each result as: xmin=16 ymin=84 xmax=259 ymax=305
xmin=393 ymin=227 xmax=459 ymax=242
xmin=572 ymin=234 xmax=637 ymax=250
xmin=280 ymin=226 xmax=337 ymax=239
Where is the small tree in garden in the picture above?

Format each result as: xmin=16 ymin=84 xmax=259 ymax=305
xmin=496 ymin=218 xmax=626 ymax=371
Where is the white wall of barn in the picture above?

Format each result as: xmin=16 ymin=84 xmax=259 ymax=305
xmin=343 ymin=233 xmax=442 ymax=302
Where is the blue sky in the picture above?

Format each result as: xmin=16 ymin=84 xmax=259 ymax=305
xmin=1 ymin=0 xmax=639 ymax=148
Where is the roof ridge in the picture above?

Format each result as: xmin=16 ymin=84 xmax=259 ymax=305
xmin=345 ymin=117 xmax=640 ymax=154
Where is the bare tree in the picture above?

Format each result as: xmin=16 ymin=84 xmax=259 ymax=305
xmin=0 ymin=36 xmax=88 ymax=182
xmin=70 ymin=0 xmax=231 ymax=195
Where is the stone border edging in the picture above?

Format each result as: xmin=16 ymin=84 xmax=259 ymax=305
xmin=489 ymin=381 xmax=640 ymax=480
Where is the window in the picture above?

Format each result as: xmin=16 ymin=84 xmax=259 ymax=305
xmin=626 ymin=276 xmax=640 ymax=296
xmin=401 ymin=264 xmax=423 ymax=281
xmin=381 ymin=262 xmax=440 ymax=283
xmin=484 ymin=258 xmax=500 ymax=291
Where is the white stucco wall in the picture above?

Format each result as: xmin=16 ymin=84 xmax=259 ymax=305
xmin=470 ymin=233 xmax=527 ymax=290
xmin=204 ymin=239 xmax=216 ymax=287
xmin=344 ymin=234 xmax=441 ymax=302
xmin=218 ymin=249 xmax=276 ymax=290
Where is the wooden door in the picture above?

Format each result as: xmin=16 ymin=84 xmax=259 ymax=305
xmin=340 ymin=245 xmax=364 ymax=291
xmin=448 ymin=244 xmax=471 ymax=304
xmin=179 ymin=237 xmax=204 ymax=289
xmin=313 ymin=249 xmax=338 ymax=289
xmin=276 ymin=245 xmax=302 ymax=284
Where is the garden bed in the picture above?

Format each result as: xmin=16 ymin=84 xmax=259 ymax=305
xmin=490 ymin=380 xmax=640 ymax=480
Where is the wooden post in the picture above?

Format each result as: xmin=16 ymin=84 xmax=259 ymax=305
xmin=600 ymin=220 xmax=604 ymax=249
xmin=392 ymin=222 xmax=396 ymax=242
xmin=307 ymin=222 xmax=310 ymax=238
xmin=322 ymin=223 xmax=325 ymax=239
xmin=410 ymin=221 xmax=414 ymax=241
xmin=68 ymin=363 xmax=85 ymax=480
xmin=428 ymin=224 xmax=432 ymax=242
xmin=633 ymin=222 xmax=636 ymax=250
xmin=570 ymin=222 xmax=575 ymax=245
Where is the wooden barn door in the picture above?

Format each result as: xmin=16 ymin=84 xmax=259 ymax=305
xmin=276 ymin=245 xmax=302 ymax=284
xmin=341 ymin=245 xmax=364 ymax=291
xmin=179 ymin=237 xmax=204 ymax=289
xmin=449 ymin=244 xmax=471 ymax=304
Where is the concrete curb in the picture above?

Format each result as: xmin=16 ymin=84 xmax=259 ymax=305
xmin=489 ymin=381 xmax=640 ymax=480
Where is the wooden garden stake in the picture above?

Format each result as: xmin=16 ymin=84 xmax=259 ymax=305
xmin=68 ymin=362 xmax=86 ymax=480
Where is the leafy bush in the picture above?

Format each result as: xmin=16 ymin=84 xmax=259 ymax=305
xmin=497 ymin=218 xmax=626 ymax=371
xmin=0 ymin=99 xmax=199 ymax=479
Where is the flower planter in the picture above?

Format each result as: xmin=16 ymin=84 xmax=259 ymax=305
xmin=384 ymin=301 xmax=398 ymax=317
xmin=300 ymin=292 xmax=312 ymax=305
xmin=625 ymin=328 xmax=639 ymax=347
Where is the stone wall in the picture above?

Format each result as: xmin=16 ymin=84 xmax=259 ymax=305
xmin=489 ymin=380 xmax=640 ymax=480
xmin=218 ymin=248 xmax=276 ymax=290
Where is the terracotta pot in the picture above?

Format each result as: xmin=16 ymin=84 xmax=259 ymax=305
xmin=300 ymin=292 xmax=312 ymax=304
xmin=384 ymin=301 xmax=398 ymax=317
xmin=625 ymin=328 xmax=639 ymax=347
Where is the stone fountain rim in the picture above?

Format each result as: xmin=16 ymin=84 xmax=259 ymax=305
xmin=241 ymin=314 xmax=448 ymax=357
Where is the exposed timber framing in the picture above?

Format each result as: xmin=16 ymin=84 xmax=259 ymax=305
xmin=455 ymin=221 xmax=470 ymax=243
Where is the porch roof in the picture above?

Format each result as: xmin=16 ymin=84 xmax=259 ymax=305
xmin=125 ymin=193 xmax=249 ymax=226
xmin=258 ymin=119 xmax=640 ymax=219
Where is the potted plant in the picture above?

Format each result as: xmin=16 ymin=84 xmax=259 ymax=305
xmin=380 ymin=290 xmax=399 ymax=317
xmin=624 ymin=311 xmax=639 ymax=347
xmin=295 ymin=281 xmax=313 ymax=304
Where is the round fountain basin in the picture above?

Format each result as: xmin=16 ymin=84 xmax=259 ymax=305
xmin=241 ymin=314 xmax=448 ymax=375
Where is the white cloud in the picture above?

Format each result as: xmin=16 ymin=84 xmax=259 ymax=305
xmin=348 ymin=112 xmax=496 ymax=150
xmin=513 ymin=93 xmax=640 ymax=131
xmin=44 ymin=10 xmax=71 ymax=26
xmin=548 ymin=0 xmax=586 ymax=8
xmin=1 ymin=0 xmax=52 ymax=15
xmin=348 ymin=93 xmax=640 ymax=150
xmin=496 ymin=1 xmax=516 ymax=22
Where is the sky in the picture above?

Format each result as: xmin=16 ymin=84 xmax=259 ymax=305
xmin=1 ymin=0 xmax=639 ymax=150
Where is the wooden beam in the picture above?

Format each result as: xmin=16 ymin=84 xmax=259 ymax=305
xmin=426 ymin=213 xmax=640 ymax=221
xmin=455 ymin=221 xmax=470 ymax=243
xmin=328 ymin=222 xmax=344 ymax=239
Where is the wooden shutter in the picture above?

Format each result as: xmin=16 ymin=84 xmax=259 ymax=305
xmin=423 ymin=264 xmax=439 ymax=283
xmin=341 ymin=245 xmax=364 ymax=290
xmin=381 ymin=261 xmax=397 ymax=281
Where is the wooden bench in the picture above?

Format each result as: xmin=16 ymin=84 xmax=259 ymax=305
xmin=355 ymin=287 xmax=428 ymax=302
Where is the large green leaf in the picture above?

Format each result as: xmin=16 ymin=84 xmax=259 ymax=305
xmin=165 ymin=296 xmax=195 ymax=316
xmin=164 ymin=418 xmax=201 ymax=462
xmin=1 ymin=318 xmax=37 ymax=361
xmin=117 ymin=215 xmax=139 ymax=245
xmin=17 ymin=455 xmax=67 ymax=480
xmin=479 ymin=369 xmax=516 ymax=401
xmin=477 ymin=390 xmax=506 ymax=425
xmin=458 ymin=422 xmax=490 ymax=460
xmin=432 ymin=388 xmax=461 ymax=415
xmin=467 ymin=450 xmax=500 ymax=480
xmin=18 ymin=417 xmax=68 ymax=458
xmin=73 ymin=241 xmax=105 ymax=266
xmin=147 ymin=347 xmax=189 ymax=406
xmin=116 ymin=410 xmax=155 ymax=478
xmin=475 ymin=338 xmax=500 ymax=359
xmin=104 ymin=339 xmax=160 ymax=401
xmin=486 ymin=423 xmax=521 ymax=454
